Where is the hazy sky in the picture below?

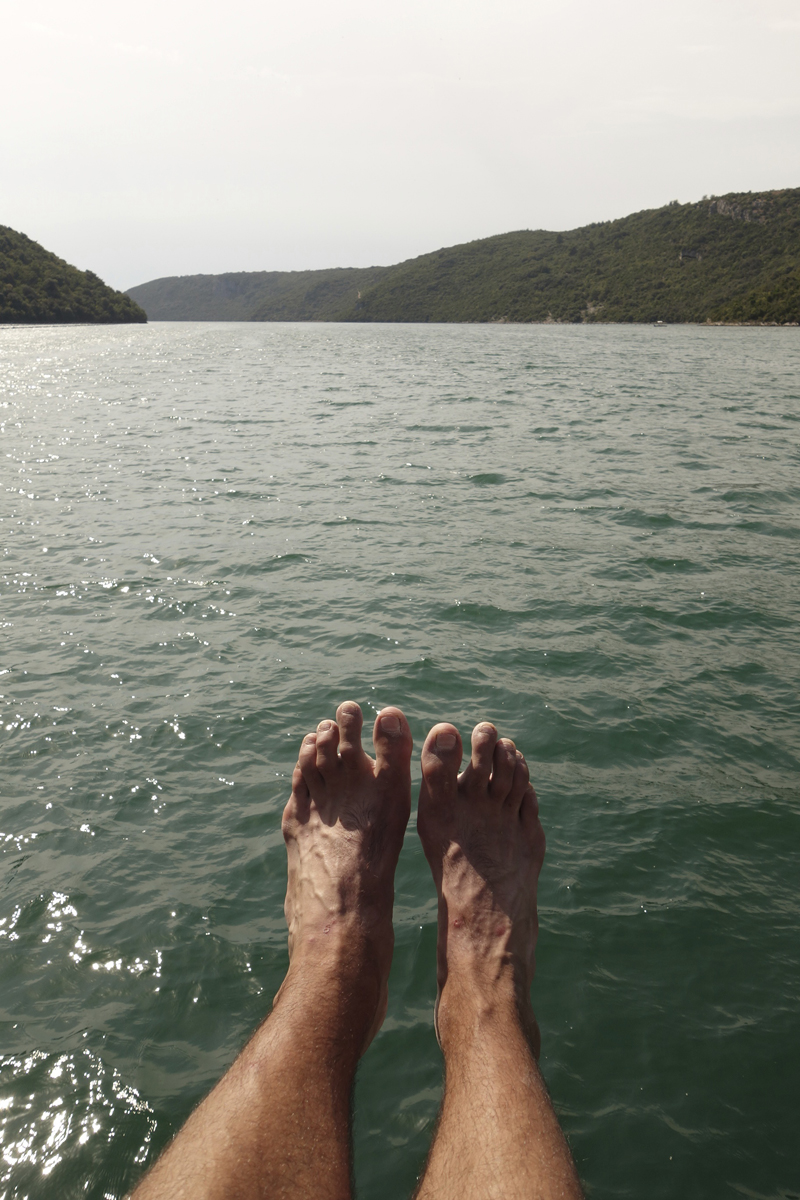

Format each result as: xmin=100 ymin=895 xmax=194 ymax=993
xmin=3 ymin=0 xmax=799 ymax=289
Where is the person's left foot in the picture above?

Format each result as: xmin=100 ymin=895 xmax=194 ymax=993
xmin=279 ymin=701 xmax=412 ymax=1052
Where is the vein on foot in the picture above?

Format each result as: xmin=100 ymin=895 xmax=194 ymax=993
xmin=417 ymin=720 xmax=545 ymax=1055
xmin=279 ymin=700 xmax=412 ymax=1053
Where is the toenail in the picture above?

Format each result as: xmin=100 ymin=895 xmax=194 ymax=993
xmin=318 ymin=720 xmax=334 ymax=731
xmin=379 ymin=712 xmax=401 ymax=734
xmin=435 ymin=732 xmax=457 ymax=752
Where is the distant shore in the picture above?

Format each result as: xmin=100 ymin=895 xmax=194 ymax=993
xmin=125 ymin=187 xmax=800 ymax=327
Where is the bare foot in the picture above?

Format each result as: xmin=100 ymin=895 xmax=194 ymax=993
xmin=417 ymin=721 xmax=545 ymax=1055
xmin=279 ymin=701 xmax=412 ymax=1053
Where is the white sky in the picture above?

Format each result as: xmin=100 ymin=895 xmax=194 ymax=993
xmin=3 ymin=0 xmax=800 ymax=289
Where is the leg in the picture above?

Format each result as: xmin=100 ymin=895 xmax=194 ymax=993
xmin=415 ymin=722 xmax=583 ymax=1200
xmin=131 ymin=701 xmax=412 ymax=1200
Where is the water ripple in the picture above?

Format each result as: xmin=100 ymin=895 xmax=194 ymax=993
xmin=1 ymin=323 xmax=799 ymax=1199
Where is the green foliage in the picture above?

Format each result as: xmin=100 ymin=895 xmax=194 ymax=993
xmin=0 ymin=227 xmax=146 ymax=324
xmin=126 ymin=267 xmax=389 ymax=322
xmin=124 ymin=188 xmax=800 ymax=325
xmin=346 ymin=189 xmax=800 ymax=324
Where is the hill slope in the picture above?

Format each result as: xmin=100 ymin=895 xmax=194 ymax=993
xmin=126 ymin=266 xmax=389 ymax=322
xmin=347 ymin=189 xmax=800 ymax=324
xmin=1 ymin=226 xmax=146 ymax=324
xmin=124 ymin=188 xmax=800 ymax=325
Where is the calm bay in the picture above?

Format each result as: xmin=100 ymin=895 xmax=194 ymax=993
xmin=1 ymin=322 xmax=799 ymax=1198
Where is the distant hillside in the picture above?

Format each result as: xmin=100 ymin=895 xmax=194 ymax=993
xmin=126 ymin=266 xmax=389 ymax=322
xmin=348 ymin=189 xmax=800 ymax=325
xmin=1 ymin=226 xmax=146 ymax=324
xmin=125 ymin=188 xmax=800 ymax=325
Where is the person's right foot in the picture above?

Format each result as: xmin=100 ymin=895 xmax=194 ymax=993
xmin=279 ymin=701 xmax=412 ymax=1054
xmin=417 ymin=721 xmax=546 ymax=1055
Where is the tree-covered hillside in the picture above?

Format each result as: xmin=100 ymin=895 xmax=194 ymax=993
xmin=124 ymin=188 xmax=800 ymax=325
xmin=1 ymin=226 xmax=146 ymax=324
xmin=347 ymin=189 xmax=800 ymax=324
xmin=126 ymin=266 xmax=389 ymax=322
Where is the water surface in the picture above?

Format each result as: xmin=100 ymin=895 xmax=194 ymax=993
xmin=1 ymin=322 xmax=799 ymax=1198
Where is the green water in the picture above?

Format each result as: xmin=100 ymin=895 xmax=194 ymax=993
xmin=1 ymin=322 xmax=798 ymax=1199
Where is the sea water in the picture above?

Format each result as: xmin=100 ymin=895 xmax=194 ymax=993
xmin=1 ymin=322 xmax=798 ymax=1199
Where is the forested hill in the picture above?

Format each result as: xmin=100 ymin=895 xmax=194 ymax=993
xmin=348 ymin=189 xmax=800 ymax=325
xmin=0 ymin=226 xmax=146 ymax=324
xmin=126 ymin=266 xmax=389 ymax=322
xmin=125 ymin=188 xmax=800 ymax=325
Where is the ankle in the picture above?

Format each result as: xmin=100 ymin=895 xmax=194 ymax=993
xmin=278 ymin=926 xmax=388 ymax=1022
xmin=290 ymin=905 xmax=393 ymax=970
xmin=289 ymin=920 xmax=387 ymax=983
xmin=271 ymin=953 xmax=382 ymax=1055
xmin=436 ymin=966 xmax=540 ymax=1059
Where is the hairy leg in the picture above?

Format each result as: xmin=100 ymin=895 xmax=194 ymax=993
xmin=415 ymin=722 xmax=582 ymax=1200
xmin=130 ymin=702 xmax=412 ymax=1200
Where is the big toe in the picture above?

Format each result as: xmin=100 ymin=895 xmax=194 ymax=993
xmin=420 ymin=723 xmax=463 ymax=800
xmin=372 ymin=707 xmax=413 ymax=777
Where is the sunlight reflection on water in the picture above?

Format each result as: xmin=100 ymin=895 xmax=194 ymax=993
xmin=1 ymin=322 xmax=799 ymax=1199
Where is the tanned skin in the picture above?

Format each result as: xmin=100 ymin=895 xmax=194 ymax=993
xmin=130 ymin=703 xmax=582 ymax=1200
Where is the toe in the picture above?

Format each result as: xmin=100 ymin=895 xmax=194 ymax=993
xmin=506 ymin=751 xmax=530 ymax=811
xmin=521 ymin=783 xmax=540 ymax=822
xmin=297 ymin=732 xmax=323 ymax=792
xmin=489 ymin=737 xmax=517 ymax=801
xmin=283 ymin=764 xmax=310 ymax=830
xmin=420 ymin=723 xmax=463 ymax=800
xmin=372 ymin=707 xmax=413 ymax=777
xmin=315 ymin=718 xmax=340 ymax=775
xmin=461 ymin=722 xmax=498 ymax=790
xmin=337 ymin=700 xmax=367 ymax=767
xmin=291 ymin=763 xmax=310 ymax=802
xmin=521 ymin=785 xmax=545 ymax=856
